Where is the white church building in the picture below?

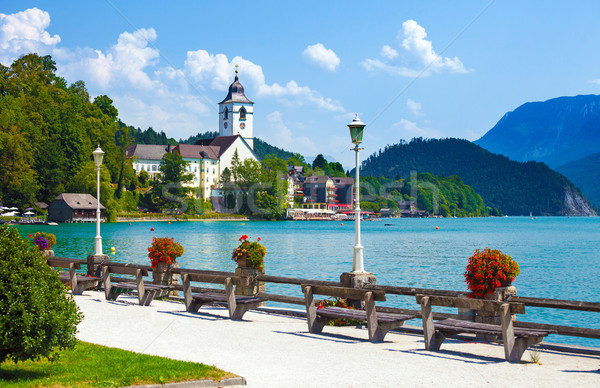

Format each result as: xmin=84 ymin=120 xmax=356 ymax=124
xmin=128 ymin=69 xmax=259 ymax=199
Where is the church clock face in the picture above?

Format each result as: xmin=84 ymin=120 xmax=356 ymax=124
xmin=240 ymin=122 xmax=245 ymax=129
xmin=223 ymin=122 xmax=228 ymax=128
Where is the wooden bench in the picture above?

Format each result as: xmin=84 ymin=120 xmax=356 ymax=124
xmin=47 ymin=258 xmax=100 ymax=295
xmin=181 ymin=272 xmax=267 ymax=320
xmin=302 ymin=284 xmax=416 ymax=342
xmin=101 ymin=263 xmax=172 ymax=306
xmin=416 ymin=294 xmax=555 ymax=363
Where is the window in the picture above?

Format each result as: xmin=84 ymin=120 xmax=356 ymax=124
xmin=213 ymin=168 xmax=215 ymax=174
xmin=206 ymin=168 xmax=209 ymax=173
xmin=239 ymin=107 xmax=246 ymax=120
xmin=223 ymin=107 xmax=228 ymax=119
xmin=152 ymin=165 xmax=158 ymax=172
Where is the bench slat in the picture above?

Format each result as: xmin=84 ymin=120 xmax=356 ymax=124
xmin=192 ymin=292 xmax=267 ymax=305
xmin=317 ymin=306 xmax=413 ymax=324
xmin=436 ymin=318 xmax=552 ymax=338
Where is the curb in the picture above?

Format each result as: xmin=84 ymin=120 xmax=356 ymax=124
xmin=123 ymin=376 xmax=246 ymax=387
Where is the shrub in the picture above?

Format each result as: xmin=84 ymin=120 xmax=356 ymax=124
xmin=0 ymin=224 xmax=82 ymax=362
xmin=464 ymin=248 xmax=520 ymax=298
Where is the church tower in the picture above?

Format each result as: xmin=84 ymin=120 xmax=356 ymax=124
xmin=219 ymin=67 xmax=254 ymax=149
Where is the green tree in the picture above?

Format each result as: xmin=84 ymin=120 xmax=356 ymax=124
xmin=0 ymin=225 xmax=82 ymax=362
xmin=312 ymin=154 xmax=327 ymax=171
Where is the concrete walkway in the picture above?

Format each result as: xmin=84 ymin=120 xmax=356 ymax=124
xmin=74 ymin=291 xmax=599 ymax=387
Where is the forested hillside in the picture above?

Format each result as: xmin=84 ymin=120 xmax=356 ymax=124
xmin=360 ymin=173 xmax=492 ymax=217
xmin=0 ymin=54 xmax=136 ymax=215
xmin=359 ymin=138 xmax=596 ymax=216
xmin=556 ymin=151 xmax=600 ymax=207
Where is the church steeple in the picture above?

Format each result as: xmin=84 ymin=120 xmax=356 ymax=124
xmin=219 ymin=67 xmax=254 ymax=149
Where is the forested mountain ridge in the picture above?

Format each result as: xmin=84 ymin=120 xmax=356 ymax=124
xmin=359 ymin=138 xmax=596 ymax=216
xmin=556 ymin=151 xmax=600 ymax=207
xmin=475 ymin=94 xmax=600 ymax=168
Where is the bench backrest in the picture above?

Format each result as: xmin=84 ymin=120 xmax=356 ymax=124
xmin=182 ymin=272 xmax=247 ymax=286
xmin=415 ymin=294 xmax=525 ymax=314
xmin=47 ymin=258 xmax=82 ymax=270
xmin=302 ymin=284 xmax=386 ymax=302
xmin=103 ymin=264 xmax=150 ymax=277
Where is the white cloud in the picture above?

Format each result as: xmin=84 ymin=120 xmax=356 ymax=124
xmin=381 ymin=45 xmax=398 ymax=59
xmin=60 ymin=28 xmax=160 ymax=91
xmin=406 ymin=98 xmax=423 ymax=116
xmin=302 ymin=43 xmax=340 ymax=71
xmin=0 ymin=8 xmax=60 ymax=63
xmin=362 ymin=19 xmax=470 ymax=77
xmin=394 ymin=118 xmax=442 ymax=139
xmin=589 ymin=79 xmax=600 ymax=85
xmin=184 ymin=50 xmax=344 ymax=111
xmin=265 ymin=111 xmax=318 ymax=154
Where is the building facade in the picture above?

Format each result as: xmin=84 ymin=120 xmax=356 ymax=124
xmin=48 ymin=193 xmax=105 ymax=222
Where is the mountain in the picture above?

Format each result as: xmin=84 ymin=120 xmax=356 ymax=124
xmin=253 ymin=138 xmax=295 ymax=160
xmin=359 ymin=138 xmax=596 ymax=216
xmin=474 ymin=95 xmax=600 ymax=168
xmin=556 ymin=151 xmax=600 ymax=207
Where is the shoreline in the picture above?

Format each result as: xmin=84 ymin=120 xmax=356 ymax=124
xmin=115 ymin=217 xmax=250 ymax=222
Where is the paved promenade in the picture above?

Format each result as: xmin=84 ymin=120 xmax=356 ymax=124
xmin=74 ymin=291 xmax=599 ymax=387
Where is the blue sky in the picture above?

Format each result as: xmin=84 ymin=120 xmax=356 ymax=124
xmin=2 ymin=1 xmax=600 ymax=168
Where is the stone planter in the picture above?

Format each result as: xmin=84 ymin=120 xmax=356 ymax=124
xmin=234 ymin=266 xmax=265 ymax=299
xmin=474 ymin=285 xmax=517 ymax=341
xmin=40 ymin=249 xmax=54 ymax=257
xmin=152 ymin=261 xmax=180 ymax=296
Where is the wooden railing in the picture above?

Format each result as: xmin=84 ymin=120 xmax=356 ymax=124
xmin=47 ymin=257 xmax=600 ymax=341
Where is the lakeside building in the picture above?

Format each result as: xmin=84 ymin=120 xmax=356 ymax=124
xmin=47 ymin=193 xmax=105 ymax=223
xmin=127 ymin=71 xmax=259 ymax=199
xmin=127 ymin=144 xmax=170 ymax=181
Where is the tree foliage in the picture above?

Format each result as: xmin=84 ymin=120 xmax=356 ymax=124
xmin=0 ymin=225 xmax=83 ymax=362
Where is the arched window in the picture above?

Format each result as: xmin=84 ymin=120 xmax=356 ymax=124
xmin=239 ymin=107 xmax=246 ymax=120
xmin=223 ymin=107 xmax=229 ymax=119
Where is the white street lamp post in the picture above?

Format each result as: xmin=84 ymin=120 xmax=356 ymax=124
xmin=92 ymin=145 xmax=105 ymax=256
xmin=348 ymin=115 xmax=366 ymax=273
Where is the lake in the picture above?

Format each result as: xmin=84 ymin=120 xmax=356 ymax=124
xmin=16 ymin=216 xmax=600 ymax=348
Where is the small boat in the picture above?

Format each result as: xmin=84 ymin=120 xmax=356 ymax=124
xmin=384 ymin=223 xmax=393 ymax=226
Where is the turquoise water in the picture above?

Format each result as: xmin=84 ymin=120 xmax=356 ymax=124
xmin=16 ymin=217 xmax=600 ymax=348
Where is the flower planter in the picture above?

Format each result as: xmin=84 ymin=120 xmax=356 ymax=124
xmin=152 ymin=261 xmax=180 ymax=297
xmin=234 ymin=266 xmax=265 ymax=299
xmin=40 ymin=249 xmax=54 ymax=257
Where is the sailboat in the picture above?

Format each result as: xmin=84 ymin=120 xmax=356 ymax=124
xmin=530 ymin=211 xmax=536 ymax=220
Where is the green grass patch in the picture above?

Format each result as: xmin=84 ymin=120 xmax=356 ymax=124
xmin=0 ymin=341 xmax=235 ymax=387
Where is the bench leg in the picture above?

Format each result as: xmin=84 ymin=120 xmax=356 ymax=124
xmin=310 ymin=316 xmax=329 ymax=334
xmin=371 ymin=321 xmax=406 ymax=343
xmin=231 ymin=301 xmax=262 ymax=321
xmin=421 ymin=296 xmax=446 ymax=350
xmin=187 ymin=299 xmax=206 ymax=313
xmin=507 ymin=336 xmax=543 ymax=363
xmin=106 ymin=288 xmax=123 ymax=301
xmin=428 ymin=331 xmax=446 ymax=351
xmin=140 ymin=290 xmax=157 ymax=306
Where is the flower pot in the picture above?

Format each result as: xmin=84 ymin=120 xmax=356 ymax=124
xmin=153 ymin=261 xmax=179 ymax=292
xmin=236 ymin=255 xmax=248 ymax=268
xmin=499 ymin=279 xmax=512 ymax=288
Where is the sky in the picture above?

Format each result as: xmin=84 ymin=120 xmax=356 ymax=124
xmin=2 ymin=1 xmax=600 ymax=169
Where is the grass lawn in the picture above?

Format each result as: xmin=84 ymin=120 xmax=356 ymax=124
xmin=0 ymin=341 xmax=236 ymax=387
